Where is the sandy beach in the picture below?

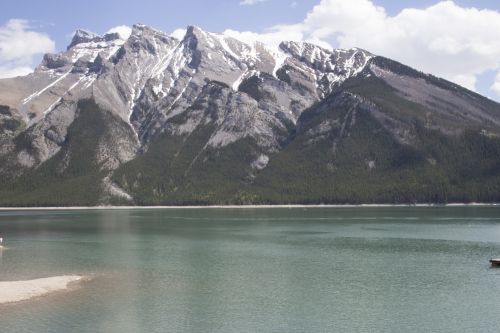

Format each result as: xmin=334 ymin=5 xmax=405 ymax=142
xmin=0 ymin=275 xmax=85 ymax=304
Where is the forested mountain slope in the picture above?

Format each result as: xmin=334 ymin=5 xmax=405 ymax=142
xmin=0 ymin=25 xmax=499 ymax=206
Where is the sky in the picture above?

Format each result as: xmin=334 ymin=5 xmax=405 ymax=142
xmin=1 ymin=0 xmax=500 ymax=100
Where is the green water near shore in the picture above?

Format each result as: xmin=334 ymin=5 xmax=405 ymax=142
xmin=1 ymin=207 xmax=500 ymax=332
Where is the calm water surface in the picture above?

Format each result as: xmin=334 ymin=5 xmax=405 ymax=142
xmin=0 ymin=207 xmax=500 ymax=332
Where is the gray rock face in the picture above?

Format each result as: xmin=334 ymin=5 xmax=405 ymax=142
xmin=17 ymin=100 xmax=77 ymax=167
xmin=41 ymin=53 xmax=71 ymax=69
xmin=166 ymin=81 xmax=286 ymax=152
xmin=68 ymin=29 xmax=120 ymax=50
xmin=68 ymin=29 xmax=100 ymax=49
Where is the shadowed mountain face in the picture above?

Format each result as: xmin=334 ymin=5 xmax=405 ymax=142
xmin=0 ymin=24 xmax=499 ymax=206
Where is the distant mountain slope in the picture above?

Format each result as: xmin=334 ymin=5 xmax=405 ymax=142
xmin=0 ymin=24 xmax=499 ymax=206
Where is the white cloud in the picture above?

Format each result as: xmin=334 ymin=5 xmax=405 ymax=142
xmin=0 ymin=65 xmax=34 ymax=78
xmin=288 ymin=0 xmax=500 ymax=89
xmin=107 ymin=25 xmax=132 ymax=40
xmin=223 ymin=25 xmax=304 ymax=48
xmin=492 ymin=71 xmax=500 ymax=97
xmin=230 ymin=0 xmax=500 ymax=93
xmin=295 ymin=0 xmax=500 ymax=91
xmin=240 ymin=0 xmax=268 ymax=6
xmin=171 ymin=28 xmax=187 ymax=40
xmin=0 ymin=19 xmax=55 ymax=78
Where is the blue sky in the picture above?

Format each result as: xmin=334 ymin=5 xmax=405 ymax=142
xmin=1 ymin=0 xmax=316 ymax=49
xmin=1 ymin=0 xmax=500 ymax=100
xmin=2 ymin=0 xmax=499 ymax=48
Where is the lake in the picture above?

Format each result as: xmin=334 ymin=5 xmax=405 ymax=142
xmin=1 ymin=207 xmax=500 ymax=332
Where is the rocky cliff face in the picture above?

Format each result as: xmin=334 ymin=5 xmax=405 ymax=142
xmin=0 ymin=24 xmax=499 ymax=206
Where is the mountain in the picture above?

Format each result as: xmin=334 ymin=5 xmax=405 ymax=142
xmin=0 ymin=24 xmax=499 ymax=206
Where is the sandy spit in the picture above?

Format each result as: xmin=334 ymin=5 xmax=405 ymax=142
xmin=0 ymin=275 xmax=85 ymax=304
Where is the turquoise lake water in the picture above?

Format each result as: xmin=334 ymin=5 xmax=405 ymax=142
xmin=0 ymin=207 xmax=500 ymax=332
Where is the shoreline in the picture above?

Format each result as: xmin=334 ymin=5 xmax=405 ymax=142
xmin=0 ymin=203 xmax=499 ymax=210
xmin=0 ymin=275 xmax=86 ymax=305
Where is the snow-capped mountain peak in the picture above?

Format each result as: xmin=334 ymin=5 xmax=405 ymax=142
xmin=0 ymin=23 xmax=377 ymax=166
xmin=3 ymin=24 xmax=375 ymax=121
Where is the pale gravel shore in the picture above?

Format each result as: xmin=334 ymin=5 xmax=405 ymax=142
xmin=0 ymin=203 xmax=498 ymax=210
xmin=0 ymin=276 xmax=85 ymax=304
